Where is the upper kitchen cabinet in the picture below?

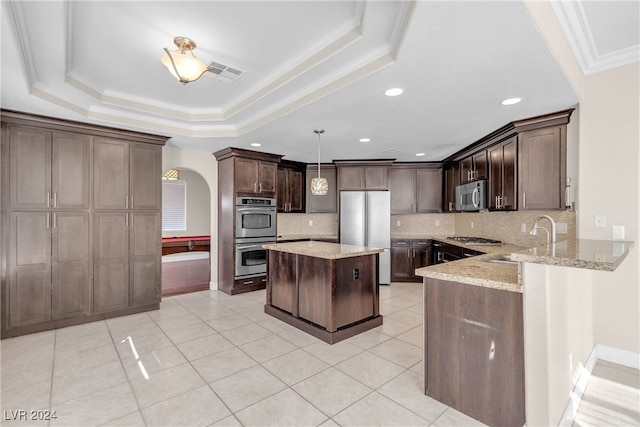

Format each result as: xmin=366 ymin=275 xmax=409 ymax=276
xmin=277 ymin=160 xmax=305 ymax=213
xmin=460 ymin=151 xmax=487 ymax=184
xmin=214 ymin=148 xmax=282 ymax=198
xmin=6 ymin=126 xmax=91 ymax=210
xmin=390 ymin=164 xmax=443 ymax=214
xmin=335 ymin=160 xmax=394 ymax=191
xmin=94 ymin=139 xmax=162 ymax=210
xmin=488 ymin=137 xmax=517 ymax=210
xmin=518 ymin=126 xmax=566 ymax=210
xmin=443 ymin=162 xmax=460 ymax=212
xmin=306 ymin=164 xmax=337 ymax=213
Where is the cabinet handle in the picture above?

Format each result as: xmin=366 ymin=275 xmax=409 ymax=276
xmin=53 ymin=213 xmax=57 ymax=228
xmin=254 ymin=182 xmax=257 ymax=193
xmin=502 ymin=196 xmax=507 ymax=208
xmin=46 ymin=213 xmax=50 ymax=229
xmin=259 ymin=182 xmax=262 ymax=193
xmin=126 ymin=196 xmax=129 ymax=209
xmin=53 ymin=192 xmax=57 ymax=208
xmin=130 ymin=195 xmax=134 ymax=208
xmin=125 ymin=213 xmax=129 ymax=227
xmin=47 ymin=192 xmax=51 ymax=208
xmin=523 ymin=193 xmax=526 ymax=208
xmin=243 ymin=280 xmax=253 ymax=285
xmin=449 ymin=201 xmax=453 ymax=212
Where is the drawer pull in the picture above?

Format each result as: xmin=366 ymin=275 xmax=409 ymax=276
xmin=243 ymin=280 xmax=253 ymax=285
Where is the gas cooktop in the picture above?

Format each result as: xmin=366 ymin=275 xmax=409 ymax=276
xmin=447 ymin=236 xmax=502 ymax=245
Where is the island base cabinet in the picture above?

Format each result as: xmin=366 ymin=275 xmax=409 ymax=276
xmin=424 ymin=278 xmax=525 ymax=427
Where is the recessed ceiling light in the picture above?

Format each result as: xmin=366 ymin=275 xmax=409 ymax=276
xmin=250 ymin=143 xmax=262 ymax=147
xmin=501 ymin=97 xmax=522 ymax=105
xmin=415 ymin=152 xmax=426 ymax=157
xmin=384 ymin=148 xmax=397 ymax=153
xmin=384 ymin=88 xmax=404 ymax=97
xmin=359 ymin=138 xmax=371 ymax=143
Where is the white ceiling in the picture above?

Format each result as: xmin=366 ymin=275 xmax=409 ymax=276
xmin=1 ymin=1 xmax=638 ymax=163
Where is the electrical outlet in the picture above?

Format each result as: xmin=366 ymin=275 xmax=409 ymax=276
xmin=435 ymin=220 xmax=440 ymax=226
xmin=353 ymin=268 xmax=359 ymax=280
xmin=396 ymin=220 xmax=401 ymax=227
xmin=594 ymin=215 xmax=606 ymax=228
xmin=556 ymin=223 xmax=568 ymax=234
xmin=521 ymin=223 xmax=527 ymax=233
xmin=308 ymin=220 xmax=313 ymax=226
xmin=471 ymin=221 xmax=474 ymax=229
xmin=612 ymin=225 xmax=625 ymax=240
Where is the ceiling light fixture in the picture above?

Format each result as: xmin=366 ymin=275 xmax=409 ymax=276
xmin=251 ymin=143 xmax=262 ymax=147
xmin=359 ymin=138 xmax=371 ymax=143
xmin=384 ymin=88 xmax=404 ymax=97
xmin=416 ymin=152 xmax=426 ymax=157
xmin=501 ymin=97 xmax=522 ymax=105
xmin=311 ymin=129 xmax=328 ymax=196
xmin=161 ymin=37 xmax=213 ymax=84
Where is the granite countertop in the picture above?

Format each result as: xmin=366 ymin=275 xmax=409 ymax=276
xmin=263 ymin=240 xmax=383 ymax=260
xmin=276 ymin=234 xmax=338 ymax=242
xmin=415 ymin=237 xmax=635 ymax=294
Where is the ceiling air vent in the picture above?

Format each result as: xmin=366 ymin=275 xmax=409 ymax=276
xmin=206 ymin=60 xmax=246 ymax=84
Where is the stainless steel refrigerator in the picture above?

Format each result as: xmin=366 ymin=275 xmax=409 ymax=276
xmin=339 ymin=191 xmax=391 ymax=285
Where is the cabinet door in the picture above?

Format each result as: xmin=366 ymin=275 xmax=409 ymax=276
xmin=391 ymin=246 xmax=413 ymax=282
xmin=338 ymin=167 xmax=364 ymax=190
xmin=364 ymin=167 xmax=389 ymax=190
xmin=94 ymin=139 xmax=129 ymax=210
xmin=130 ymin=143 xmax=161 ymax=210
xmin=52 ymin=212 xmax=90 ymax=319
xmin=519 ymin=128 xmax=563 ymax=210
xmin=130 ymin=212 xmax=161 ymax=306
xmin=8 ymin=212 xmax=52 ymax=328
xmin=488 ymin=144 xmax=503 ymax=210
xmin=390 ymin=168 xmax=416 ymax=214
xmin=306 ymin=166 xmax=337 ymax=213
xmin=473 ymin=151 xmax=487 ymax=181
xmin=502 ymin=139 xmax=517 ymax=210
xmin=52 ymin=132 xmax=91 ymax=210
xmin=460 ymin=157 xmax=473 ymax=184
xmin=235 ymin=158 xmax=258 ymax=193
xmin=288 ymin=169 xmax=304 ymax=212
xmin=9 ymin=126 xmax=51 ymax=209
xmin=277 ymin=168 xmax=288 ymax=211
xmin=94 ymin=212 xmax=129 ymax=313
xmin=258 ymin=161 xmax=277 ymax=194
xmin=416 ymin=168 xmax=443 ymax=213
xmin=443 ymin=164 xmax=460 ymax=212
xmin=413 ymin=240 xmax=432 ymax=270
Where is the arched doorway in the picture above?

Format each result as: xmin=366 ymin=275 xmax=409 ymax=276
xmin=160 ymin=167 xmax=212 ymax=296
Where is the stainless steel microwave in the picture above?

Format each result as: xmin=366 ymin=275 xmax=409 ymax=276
xmin=455 ymin=180 xmax=487 ymax=211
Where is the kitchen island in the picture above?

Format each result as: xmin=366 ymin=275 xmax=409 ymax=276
xmin=262 ymin=241 xmax=383 ymax=344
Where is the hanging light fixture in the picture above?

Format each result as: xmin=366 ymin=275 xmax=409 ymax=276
xmin=161 ymin=37 xmax=213 ymax=84
xmin=311 ymin=129 xmax=329 ymax=196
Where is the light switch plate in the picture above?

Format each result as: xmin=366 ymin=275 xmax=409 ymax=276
xmin=396 ymin=220 xmax=401 ymax=227
xmin=308 ymin=220 xmax=313 ymax=226
xmin=612 ymin=225 xmax=625 ymax=240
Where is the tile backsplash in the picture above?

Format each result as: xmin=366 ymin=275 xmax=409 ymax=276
xmin=277 ymin=213 xmax=338 ymax=237
xmin=391 ymin=214 xmax=455 ymax=237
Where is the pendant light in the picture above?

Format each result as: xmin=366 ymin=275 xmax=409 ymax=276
xmin=311 ymin=129 xmax=329 ymax=196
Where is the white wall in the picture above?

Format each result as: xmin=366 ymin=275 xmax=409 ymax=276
xmin=162 ymin=145 xmax=219 ymax=289
xmin=162 ymin=169 xmax=211 ymax=238
xmin=524 ymin=2 xmax=639 ymax=425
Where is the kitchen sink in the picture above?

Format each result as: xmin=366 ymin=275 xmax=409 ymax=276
xmin=484 ymin=255 xmax=518 ymax=265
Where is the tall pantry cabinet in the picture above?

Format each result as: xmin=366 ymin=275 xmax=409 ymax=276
xmin=1 ymin=110 xmax=168 ymax=338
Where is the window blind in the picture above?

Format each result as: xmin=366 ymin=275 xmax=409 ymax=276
xmin=162 ymin=180 xmax=186 ymax=231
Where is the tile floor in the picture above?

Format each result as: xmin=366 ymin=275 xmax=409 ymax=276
xmin=1 ymin=281 xmax=637 ymax=426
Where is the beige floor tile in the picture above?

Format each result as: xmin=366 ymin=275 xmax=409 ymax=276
xmin=0 ymin=330 xmax=55 ymax=358
xmin=396 ymin=325 xmax=424 ymax=347
xmin=206 ymin=313 xmax=254 ymax=332
xmin=210 ymin=415 xmax=243 ymax=426
xmin=54 ymin=327 xmax=114 ymax=356
xmin=141 ymin=385 xmax=231 ymax=426
xmin=318 ymin=419 xmax=341 ymax=426
xmin=129 ymin=362 xmax=205 ymax=408
xmin=113 ymin=328 xmax=174 ymax=360
xmin=192 ymin=347 xmax=257 ymax=383
xmin=293 ymin=367 xmax=372 ymax=417
xmin=346 ymin=329 xmax=392 ymax=350
xmin=303 ymin=340 xmax=363 ymax=366
xmin=259 ymin=316 xmax=295 ymax=334
xmin=407 ymin=303 xmax=425 ymax=314
xmin=99 ymin=411 xmax=146 ymax=426
xmin=386 ymin=308 xmax=423 ymax=326
xmin=147 ymin=301 xmax=190 ymax=321
xmin=432 ymin=407 xmax=488 ymax=426
xmin=55 ymin=321 xmax=109 ymax=342
xmin=105 ymin=312 xmax=155 ymax=331
xmin=211 ymin=365 xmax=286 ymax=412
xmin=236 ymin=308 xmax=274 ymax=323
xmin=411 ymin=360 xmax=424 ymax=375
xmin=152 ymin=312 xmax=205 ymax=331
xmin=335 ymin=352 xmax=405 ymax=389
xmin=121 ymin=345 xmax=187 ymax=381
xmin=189 ymin=305 xmax=236 ymax=321
xmin=239 ymin=334 xmax=297 ymax=363
xmin=374 ymin=317 xmax=415 ymax=337
xmin=220 ymin=323 xmax=273 ymax=346
xmin=369 ymin=338 xmax=422 ymax=368
xmin=235 ymin=388 xmax=328 ymax=426
xmin=379 ymin=302 xmax=403 ymax=316
xmin=333 ymin=391 xmax=428 ymax=426
xmin=277 ymin=328 xmax=321 ymax=348
xmin=176 ymin=333 xmax=235 ymax=361
xmin=262 ymin=349 xmax=330 ymax=385
xmin=0 ymin=380 xmax=51 ymax=426
xmin=52 ymin=360 xmax=127 ymax=404
xmin=383 ymin=296 xmax=420 ymax=309
xmin=50 ymin=382 xmax=139 ymax=427
xmin=54 ymin=343 xmax=119 ymax=377
xmin=378 ymin=370 xmax=447 ymax=423
xmin=162 ymin=321 xmax=217 ymax=344
xmin=1 ymin=353 xmax=54 ymax=392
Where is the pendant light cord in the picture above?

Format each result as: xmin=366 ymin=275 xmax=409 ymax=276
xmin=314 ymin=129 xmax=324 ymax=179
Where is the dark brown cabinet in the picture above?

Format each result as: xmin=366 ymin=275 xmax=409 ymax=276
xmin=518 ymin=126 xmax=566 ymax=210
xmin=1 ymin=110 xmax=167 ymax=339
xmin=460 ymin=151 xmax=487 ymax=184
xmin=277 ymin=161 xmax=305 ymax=213
xmin=488 ymin=137 xmax=517 ymax=210
xmin=390 ymin=166 xmax=442 ymax=214
xmin=235 ymin=157 xmax=277 ymax=196
xmin=335 ymin=160 xmax=393 ymax=191
xmin=391 ymin=239 xmax=431 ymax=282
xmin=443 ymin=163 xmax=460 ymax=212
xmin=306 ymin=165 xmax=337 ymax=213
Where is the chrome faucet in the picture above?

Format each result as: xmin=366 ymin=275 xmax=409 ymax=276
xmin=529 ymin=215 xmax=556 ymax=244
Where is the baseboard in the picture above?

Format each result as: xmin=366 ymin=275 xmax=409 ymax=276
xmin=209 ymin=280 xmax=218 ymax=291
xmin=558 ymin=344 xmax=640 ymax=426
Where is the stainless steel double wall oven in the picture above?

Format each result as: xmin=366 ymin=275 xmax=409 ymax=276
xmin=234 ymin=197 xmax=276 ymax=279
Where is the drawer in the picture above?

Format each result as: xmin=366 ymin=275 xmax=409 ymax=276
xmin=411 ymin=239 xmax=431 ymax=247
xmin=235 ymin=276 xmax=267 ymax=287
xmin=392 ymin=239 xmax=411 ymax=247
